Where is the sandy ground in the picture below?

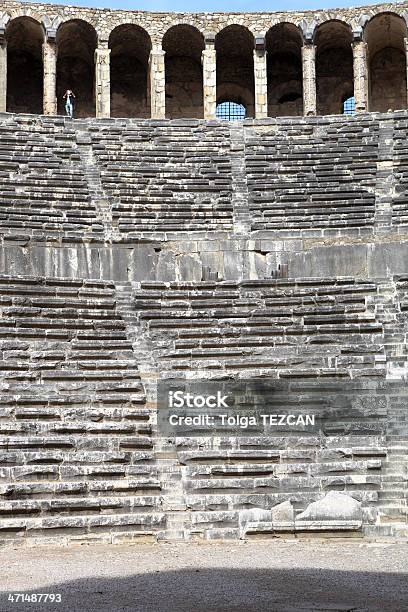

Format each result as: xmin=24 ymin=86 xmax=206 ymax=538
xmin=0 ymin=540 xmax=407 ymax=612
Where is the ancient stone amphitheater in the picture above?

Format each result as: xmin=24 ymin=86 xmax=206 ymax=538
xmin=0 ymin=0 xmax=407 ymax=546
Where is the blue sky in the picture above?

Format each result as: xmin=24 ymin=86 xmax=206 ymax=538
xmin=28 ymin=0 xmax=399 ymax=13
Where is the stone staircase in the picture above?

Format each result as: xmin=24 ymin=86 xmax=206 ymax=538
xmin=115 ymin=281 xmax=189 ymax=541
xmin=76 ymin=130 xmax=119 ymax=242
xmin=392 ymin=117 xmax=408 ymax=227
xmin=375 ymin=399 xmax=408 ymax=535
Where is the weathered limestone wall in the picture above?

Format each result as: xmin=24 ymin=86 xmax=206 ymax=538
xmin=3 ymin=237 xmax=408 ymax=284
xmin=0 ymin=0 xmax=404 ymax=47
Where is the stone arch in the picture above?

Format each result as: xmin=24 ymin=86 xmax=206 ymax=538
xmin=365 ymin=12 xmax=407 ymax=112
xmin=315 ymin=20 xmax=353 ymax=115
xmin=162 ymin=24 xmax=204 ymax=119
xmin=109 ymin=24 xmax=151 ymax=118
xmin=266 ymin=22 xmax=303 ymax=117
xmin=6 ymin=16 xmax=44 ymax=114
xmin=215 ymin=25 xmax=255 ymax=118
xmin=56 ymin=19 xmax=97 ymax=117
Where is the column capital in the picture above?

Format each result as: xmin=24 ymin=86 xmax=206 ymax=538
xmin=97 ymin=38 xmax=109 ymax=50
xmin=352 ymin=27 xmax=364 ymax=43
xmin=204 ymin=32 xmax=216 ymax=47
xmin=95 ymin=47 xmax=111 ymax=63
xmin=44 ymin=28 xmax=57 ymax=43
xmin=302 ymin=40 xmax=315 ymax=49
xmin=150 ymin=47 xmax=165 ymax=57
xmin=255 ymin=34 xmax=266 ymax=52
xmin=300 ymin=18 xmax=317 ymax=44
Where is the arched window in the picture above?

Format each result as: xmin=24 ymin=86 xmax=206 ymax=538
xmin=216 ymin=101 xmax=246 ymax=120
xmin=343 ymin=96 xmax=355 ymax=115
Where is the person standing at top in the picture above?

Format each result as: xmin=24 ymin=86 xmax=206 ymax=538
xmin=63 ymin=90 xmax=76 ymax=118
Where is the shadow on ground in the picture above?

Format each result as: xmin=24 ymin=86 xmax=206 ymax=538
xmin=1 ymin=566 xmax=407 ymax=612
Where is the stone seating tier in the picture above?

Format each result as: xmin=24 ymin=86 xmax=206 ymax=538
xmin=0 ymin=112 xmax=407 ymax=240
xmin=245 ymin=118 xmax=378 ymax=230
xmin=131 ymin=278 xmax=391 ymax=376
xmin=0 ymin=273 xmax=406 ymax=542
xmin=0 ymin=274 xmax=163 ymax=542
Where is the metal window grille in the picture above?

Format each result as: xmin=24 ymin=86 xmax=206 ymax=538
xmin=216 ymin=101 xmax=246 ymax=121
xmin=343 ymin=96 xmax=355 ymax=115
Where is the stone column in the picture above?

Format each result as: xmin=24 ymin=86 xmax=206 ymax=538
xmin=202 ymin=33 xmax=216 ymax=120
xmin=352 ymin=34 xmax=369 ymax=112
xmin=95 ymin=45 xmax=111 ymax=118
xmin=43 ymin=29 xmax=57 ymax=115
xmin=0 ymin=28 xmax=7 ymax=113
xmin=149 ymin=48 xmax=165 ymax=119
xmin=0 ymin=28 xmax=6 ymax=113
xmin=254 ymin=35 xmax=267 ymax=119
xmin=301 ymin=41 xmax=316 ymax=116
xmin=405 ymin=37 xmax=408 ymax=108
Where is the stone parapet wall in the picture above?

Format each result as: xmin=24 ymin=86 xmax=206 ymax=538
xmin=0 ymin=0 xmax=405 ymax=42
